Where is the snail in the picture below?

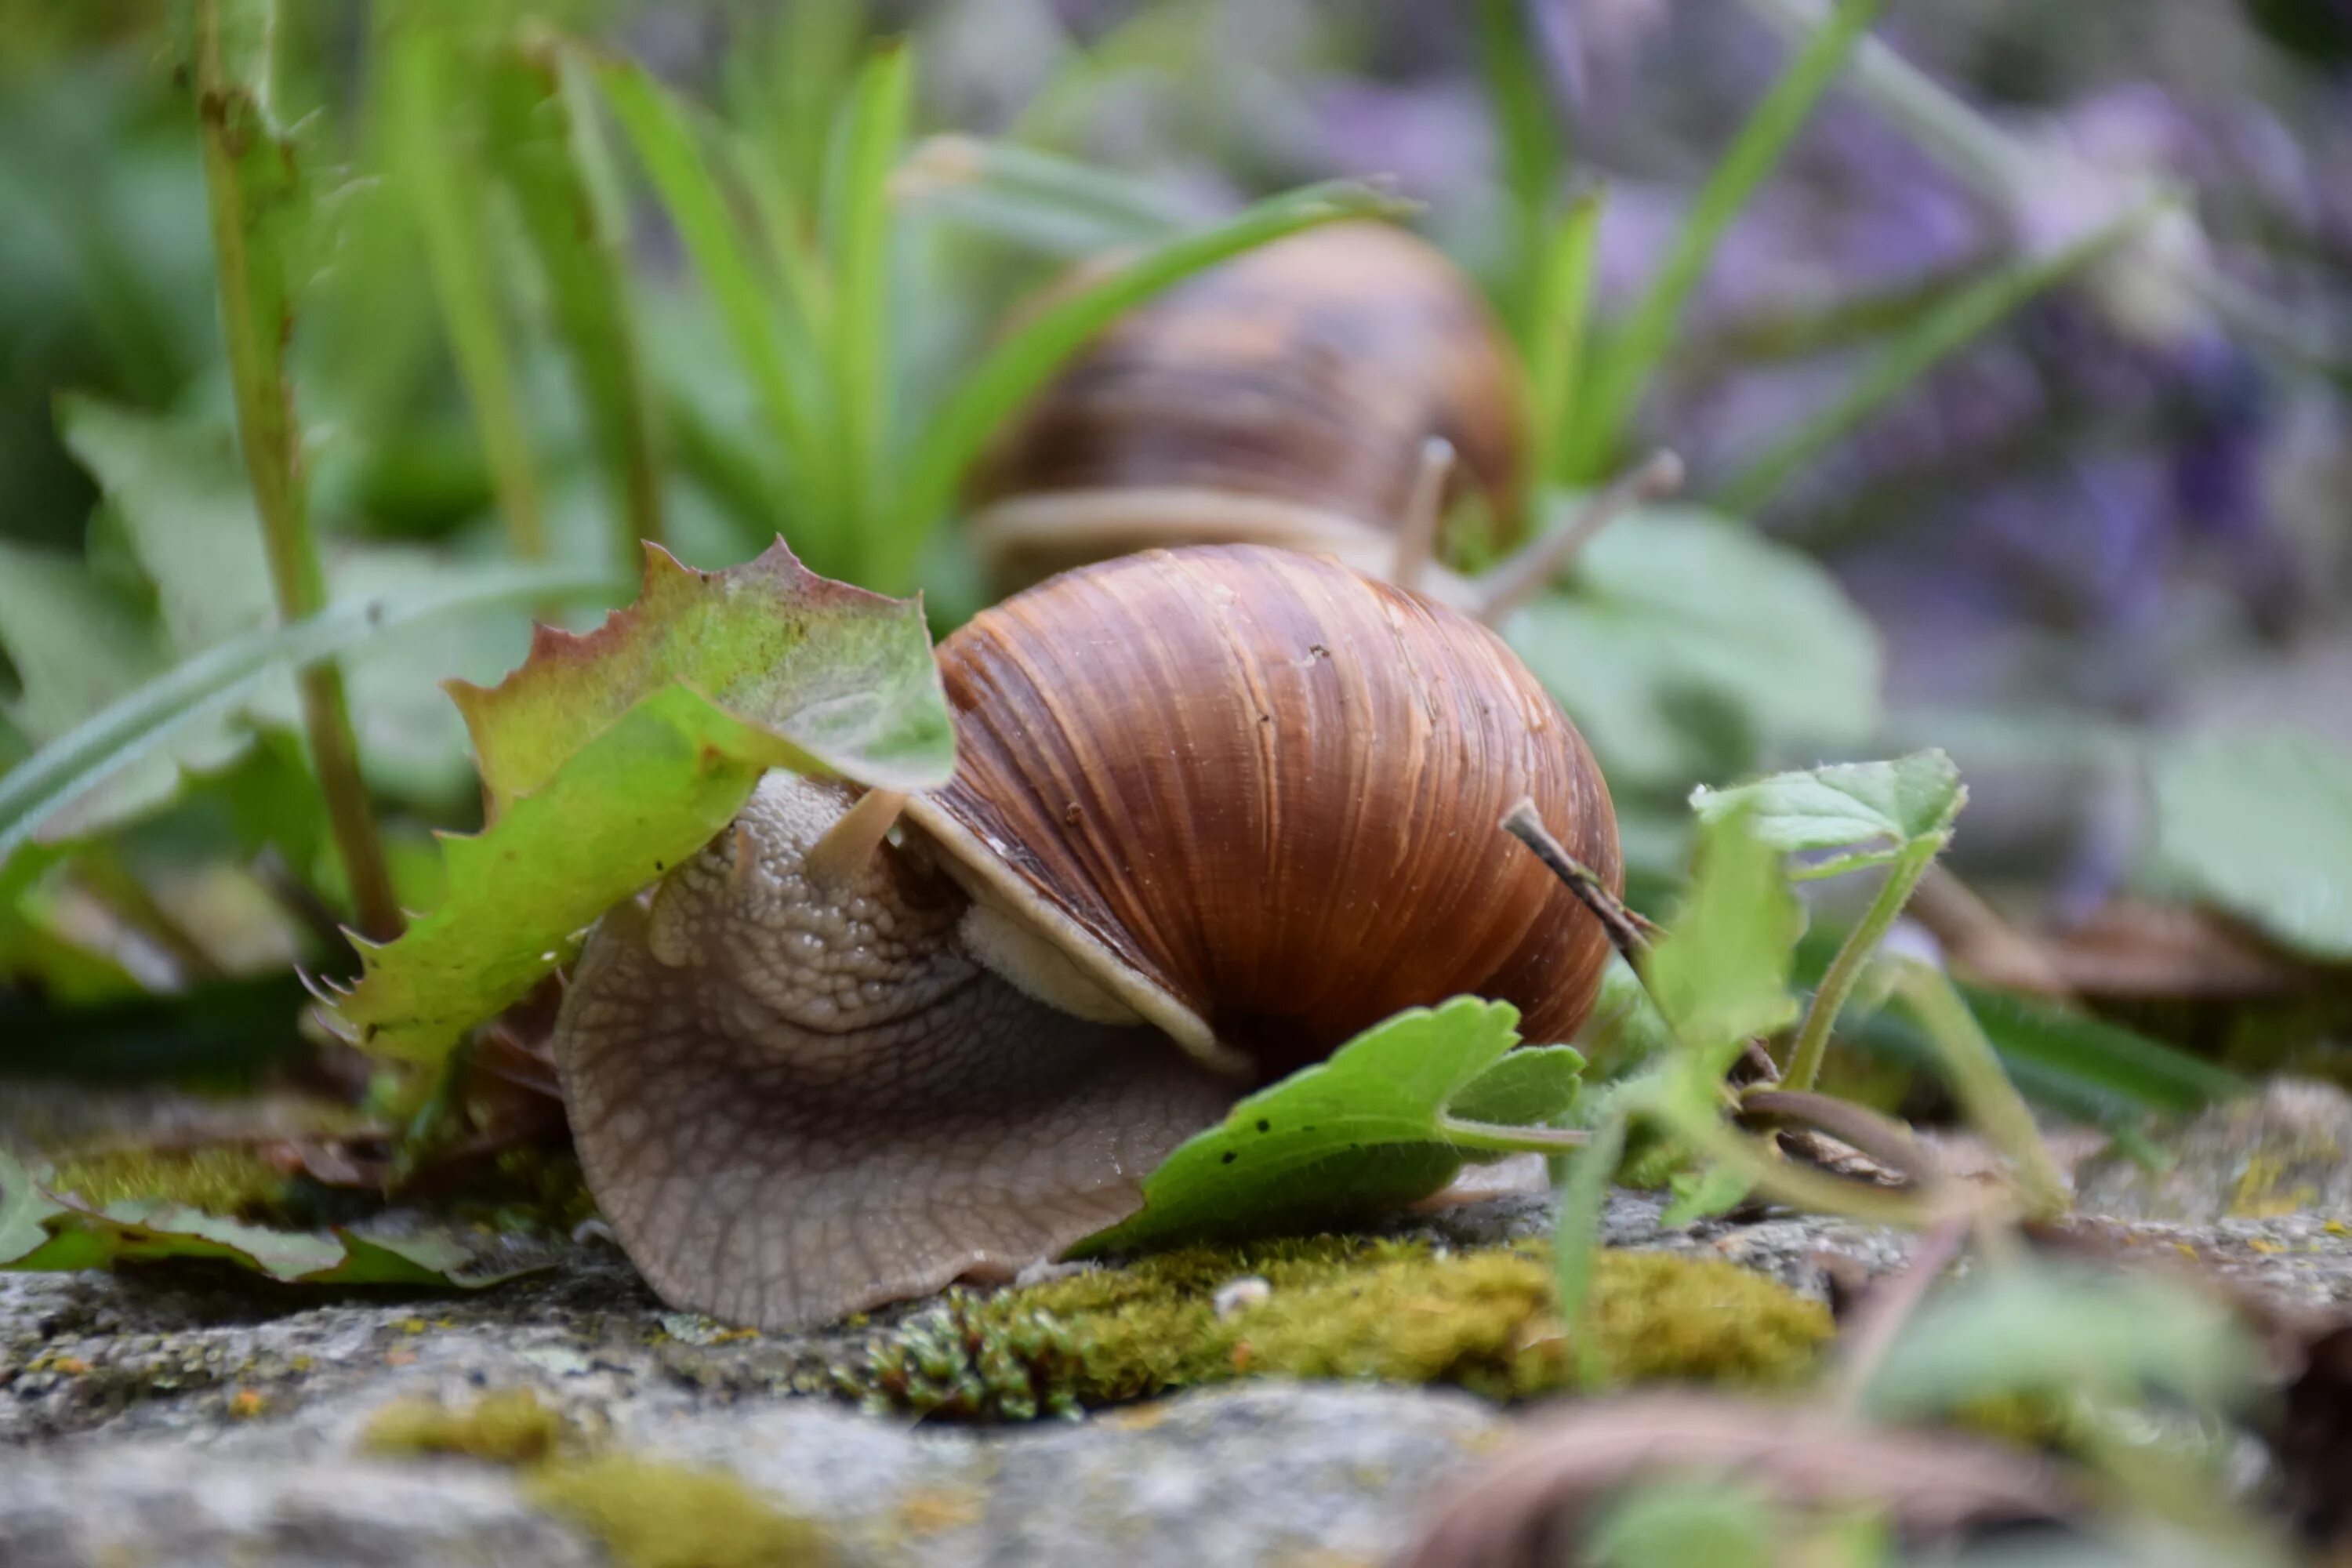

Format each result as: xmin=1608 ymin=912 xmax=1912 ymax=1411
xmin=554 ymin=543 xmax=1621 ymax=1332
xmin=964 ymin=220 xmax=1686 ymax=622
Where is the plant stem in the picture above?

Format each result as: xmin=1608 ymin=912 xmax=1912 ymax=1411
xmin=1498 ymin=797 xmax=1661 ymax=961
xmin=1552 ymin=1106 xmax=1629 ymax=1392
xmin=1829 ymin=1212 xmax=1969 ymax=1413
xmin=1739 ymin=1087 xmax=1940 ymax=1186
xmin=191 ymin=0 xmax=401 ymax=942
xmin=1638 ymin=1085 xmax=1930 ymax=1228
xmin=1782 ymin=830 xmax=1943 ymax=1094
xmin=1434 ymin=1116 xmax=1590 ymax=1156
xmin=1893 ymin=960 xmax=2070 ymax=1220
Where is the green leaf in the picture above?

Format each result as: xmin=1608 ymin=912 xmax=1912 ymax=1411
xmin=1504 ymin=506 xmax=1880 ymax=789
xmin=1643 ymin=805 xmax=1802 ymax=1062
xmin=1075 ymin=997 xmax=1546 ymax=1254
xmin=449 ymin=539 xmax=954 ymax=815
xmin=1862 ymin=1261 xmax=2262 ymax=1421
xmin=2144 ymin=729 xmax=2352 ymax=961
xmin=1660 ymin=1164 xmax=1754 ymax=1229
xmin=879 ymin=179 xmax=1415 ymax=590
xmin=0 ymin=562 xmax=620 ymax=870
xmin=0 ymin=1149 xmax=540 ymax=1287
xmin=332 ymin=543 xmax=953 ymax=1065
xmin=1690 ymin=750 xmax=1963 ymax=876
xmin=1447 ymin=1044 xmax=1584 ymax=1125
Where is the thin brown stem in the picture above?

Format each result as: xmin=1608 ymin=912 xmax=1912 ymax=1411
xmin=1830 ymin=1212 xmax=1971 ymax=1413
xmin=1739 ymin=1088 xmax=1940 ymax=1189
xmin=1500 ymin=797 xmax=1659 ymax=963
xmin=1471 ymin=448 xmax=1684 ymax=626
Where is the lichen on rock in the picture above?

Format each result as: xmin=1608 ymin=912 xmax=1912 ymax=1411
xmin=530 ymin=1454 xmax=837 ymax=1568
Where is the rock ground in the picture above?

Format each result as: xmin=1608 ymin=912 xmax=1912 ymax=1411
xmin=11 ymin=1083 xmax=2352 ymax=1565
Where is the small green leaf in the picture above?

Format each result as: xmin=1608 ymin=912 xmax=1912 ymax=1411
xmin=1075 ymin=997 xmax=1539 ymax=1254
xmin=1690 ymin=750 xmax=1964 ymax=875
xmin=1660 ymin=1163 xmax=1752 ymax=1228
xmin=2144 ymin=728 xmax=2352 ymax=961
xmin=1504 ymin=506 xmax=1881 ymax=789
xmin=1863 ymin=1262 xmax=2262 ymax=1421
xmin=1447 ymin=1044 xmax=1584 ymax=1125
xmin=1644 ymin=805 xmax=1802 ymax=1063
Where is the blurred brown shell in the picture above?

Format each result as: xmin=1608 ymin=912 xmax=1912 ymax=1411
xmin=899 ymin=544 xmax=1618 ymax=1072
xmin=964 ymin=222 xmax=1526 ymax=591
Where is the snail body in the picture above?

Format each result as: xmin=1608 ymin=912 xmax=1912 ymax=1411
xmin=556 ymin=545 xmax=1619 ymax=1331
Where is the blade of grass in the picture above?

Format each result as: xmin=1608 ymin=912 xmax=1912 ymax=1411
xmin=191 ymin=0 xmax=399 ymax=940
xmin=1559 ymin=0 xmax=1884 ymax=481
xmin=822 ymin=41 xmax=913 ymax=574
xmin=1474 ymin=0 xmax=1567 ymax=340
xmin=0 ymin=563 xmax=624 ymax=869
xmin=895 ymin=133 xmax=1193 ymax=252
xmin=595 ymin=52 xmax=845 ymax=571
xmin=1718 ymin=201 xmax=2161 ymax=514
xmin=877 ymin=179 xmax=1414 ymax=591
xmin=490 ymin=34 xmax=665 ymax=563
xmin=1891 ymin=959 xmax=2068 ymax=1219
xmin=383 ymin=24 xmax=549 ymax=566
xmin=1525 ymin=188 xmax=1606 ymax=496
xmin=1553 ymin=1106 xmax=1629 ymax=1390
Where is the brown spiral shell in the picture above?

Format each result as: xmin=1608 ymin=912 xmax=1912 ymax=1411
xmin=964 ymin=222 xmax=1526 ymax=588
xmin=909 ymin=544 xmax=1618 ymax=1069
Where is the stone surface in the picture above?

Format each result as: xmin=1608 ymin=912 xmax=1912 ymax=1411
xmin=2074 ymin=1077 xmax=2352 ymax=1224
xmin=9 ymin=1142 xmax=2352 ymax=1564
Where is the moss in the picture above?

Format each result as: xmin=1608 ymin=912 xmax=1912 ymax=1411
xmin=361 ymin=1387 xmax=576 ymax=1466
xmin=43 ymin=1147 xmax=298 ymax=1223
xmin=834 ymin=1291 xmax=1084 ymax=1421
xmin=531 ymin=1455 xmax=835 ymax=1568
xmin=833 ymin=1239 xmax=1831 ymax=1419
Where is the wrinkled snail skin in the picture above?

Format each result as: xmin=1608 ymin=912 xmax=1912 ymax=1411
xmin=966 ymin=221 xmax=1526 ymax=594
xmin=555 ymin=774 xmax=1236 ymax=1334
xmin=555 ymin=544 xmax=1620 ymax=1333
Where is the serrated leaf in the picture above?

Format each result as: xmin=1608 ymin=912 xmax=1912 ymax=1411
xmin=0 ymin=1149 xmax=543 ymax=1287
xmin=452 ymin=539 xmax=954 ymax=815
xmin=1690 ymin=750 xmax=1963 ymax=873
xmin=1644 ymin=806 xmax=1802 ymax=1062
xmin=2144 ymin=729 xmax=2352 ymax=961
xmin=1075 ymin=997 xmax=1546 ymax=1254
xmin=1504 ymin=506 xmax=1881 ymax=789
xmin=332 ymin=684 xmax=795 ymax=1063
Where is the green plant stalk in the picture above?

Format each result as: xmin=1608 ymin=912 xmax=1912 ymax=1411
xmin=388 ymin=28 xmax=549 ymax=566
xmin=896 ymin=133 xmax=1193 ymax=245
xmin=1526 ymin=190 xmax=1605 ymax=499
xmin=492 ymin=38 xmax=665 ymax=561
xmin=825 ymin=42 xmax=913 ymax=574
xmin=1559 ymin=0 xmax=1883 ymax=481
xmin=191 ymin=0 xmax=400 ymax=941
xmin=878 ymin=180 xmax=1411 ymax=591
xmin=1553 ymin=1106 xmax=1629 ymax=1391
xmin=597 ymin=55 xmax=845 ymax=569
xmin=1718 ymin=202 xmax=2158 ymax=514
xmin=1473 ymin=0 xmax=1566 ymax=340
xmin=1893 ymin=960 xmax=2068 ymax=1219
xmin=1782 ymin=830 xmax=1944 ymax=1094
xmin=0 ymin=564 xmax=623 ymax=866
xmin=1635 ymin=1080 xmax=1930 ymax=1228
xmin=1432 ymin=1116 xmax=1590 ymax=1156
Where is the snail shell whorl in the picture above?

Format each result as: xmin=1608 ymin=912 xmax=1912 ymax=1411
xmin=966 ymin=222 xmax=1526 ymax=588
xmin=917 ymin=545 xmax=1619 ymax=1069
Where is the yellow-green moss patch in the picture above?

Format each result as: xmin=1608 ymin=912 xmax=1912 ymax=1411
xmin=835 ymin=1240 xmax=1831 ymax=1419
xmin=531 ymin=1455 xmax=835 ymax=1568
xmin=361 ymin=1387 xmax=575 ymax=1465
xmin=44 ymin=1147 xmax=296 ymax=1221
